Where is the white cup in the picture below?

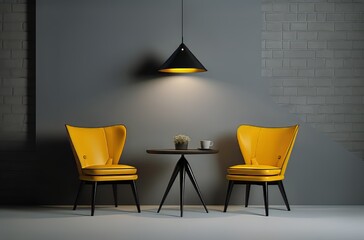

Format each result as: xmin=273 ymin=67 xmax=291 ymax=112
xmin=200 ymin=140 xmax=213 ymax=149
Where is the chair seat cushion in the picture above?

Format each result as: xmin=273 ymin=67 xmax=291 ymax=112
xmin=82 ymin=164 xmax=137 ymax=176
xmin=227 ymin=164 xmax=281 ymax=176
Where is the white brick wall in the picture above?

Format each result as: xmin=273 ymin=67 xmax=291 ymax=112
xmin=262 ymin=0 xmax=364 ymax=159
xmin=0 ymin=0 xmax=34 ymax=150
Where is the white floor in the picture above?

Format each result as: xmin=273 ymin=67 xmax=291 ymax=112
xmin=1 ymin=205 xmax=364 ymax=240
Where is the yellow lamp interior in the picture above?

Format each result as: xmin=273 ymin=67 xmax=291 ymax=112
xmin=159 ymin=68 xmax=206 ymax=73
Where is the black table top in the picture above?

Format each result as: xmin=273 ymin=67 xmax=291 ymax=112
xmin=146 ymin=149 xmax=219 ymax=155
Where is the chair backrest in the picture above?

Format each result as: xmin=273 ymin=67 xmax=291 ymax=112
xmin=237 ymin=124 xmax=299 ymax=176
xmin=65 ymin=124 xmax=127 ymax=175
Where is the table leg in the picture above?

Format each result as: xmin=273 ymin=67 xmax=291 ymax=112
xmin=179 ymin=163 xmax=186 ymax=217
xmin=157 ymin=159 xmax=182 ymax=213
xmin=185 ymin=160 xmax=209 ymax=213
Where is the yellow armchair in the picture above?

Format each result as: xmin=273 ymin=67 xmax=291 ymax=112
xmin=224 ymin=124 xmax=299 ymax=216
xmin=66 ymin=124 xmax=140 ymax=216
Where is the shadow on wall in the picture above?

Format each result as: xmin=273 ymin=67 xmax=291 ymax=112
xmin=128 ymin=52 xmax=174 ymax=82
xmin=130 ymin=53 xmax=161 ymax=80
xmin=34 ymin=139 xmax=79 ymax=204
xmin=0 ymin=139 xmax=76 ymax=205
xmin=0 ymin=151 xmax=38 ymax=204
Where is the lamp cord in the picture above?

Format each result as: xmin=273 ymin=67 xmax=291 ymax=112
xmin=181 ymin=0 xmax=184 ymax=43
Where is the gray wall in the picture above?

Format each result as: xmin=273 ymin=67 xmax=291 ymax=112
xmin=1 ymin=0 xmax=361 ymax=205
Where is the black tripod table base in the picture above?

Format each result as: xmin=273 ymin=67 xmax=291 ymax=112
xmin=157 ymin=154 xmax=209 ymax=217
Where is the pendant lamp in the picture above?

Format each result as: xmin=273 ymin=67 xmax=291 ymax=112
xmin=159 ymin=0 xmax=207 ymax=73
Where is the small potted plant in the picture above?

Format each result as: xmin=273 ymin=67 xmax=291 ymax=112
xmin=174 ymin=134 xmax=191 ymax=150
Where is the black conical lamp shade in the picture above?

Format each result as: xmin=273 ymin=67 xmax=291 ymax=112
xmin=158 ymin=43 xmax=207 ymax=73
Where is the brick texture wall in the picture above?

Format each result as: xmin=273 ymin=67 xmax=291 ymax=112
xmin=262 ymin=0 xmax=364 ymax=159
xmin=0 ymin=0 xmax=34 ymax=151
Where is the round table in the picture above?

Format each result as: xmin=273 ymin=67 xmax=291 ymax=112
xmin=146 ymin=149 xmax=219 ymax=217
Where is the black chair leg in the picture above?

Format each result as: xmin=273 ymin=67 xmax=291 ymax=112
xmin=278 ymin=181 xmax=290 ymax=211
xmin=130 ymin=180 xmax=141 ymax=213
xmin=73 ymin=181 xmax=84 ymax=210
xmin=91 ymin=182 xmax=98 ymax=216
xmin=112 ymin=184 xmax=118 ymax=207
xmin=262 ymin=182 xmax=269 ymax=216
xmin=223 ymin=181 xmax=234 ymax=212
xmin=245 ymin=184 xmax=251 ymax=207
